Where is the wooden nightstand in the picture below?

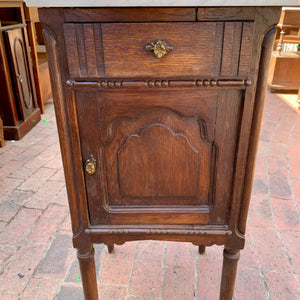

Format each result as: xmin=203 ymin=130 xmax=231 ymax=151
xmin=39 ymin=6 xmax=281 ymax=300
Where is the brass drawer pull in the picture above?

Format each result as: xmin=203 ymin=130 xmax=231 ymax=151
xmin=146 ymin=40 xmax=173 ymax=58
xmin=85 ymin=155 xmax=96 ymax=175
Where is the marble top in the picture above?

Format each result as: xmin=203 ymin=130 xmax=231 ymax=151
xmin=24 ymin=0 xmax=300 ymax=7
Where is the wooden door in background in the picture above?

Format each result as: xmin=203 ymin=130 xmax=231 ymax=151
xmin=5 ymin=28 xmax=34 ymax=121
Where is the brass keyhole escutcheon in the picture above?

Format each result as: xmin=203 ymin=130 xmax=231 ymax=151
xmin=146 ymin=40 xmax=173 ymax=58
xmin=17 ymin=74 xmax=23 ymax=83
xmin=85 ymin=155 xmax=96 ymax=175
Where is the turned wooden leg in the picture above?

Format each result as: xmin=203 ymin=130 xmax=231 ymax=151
xmin=219 ymin=248 xmax=240 ymax=300
xmin=198 ymin=245 xmax=206 ymax=255
xmin=107 ymin=244 xmax=114 ymax=253
xmin=77 ymin=246 xmax=98 ymax=300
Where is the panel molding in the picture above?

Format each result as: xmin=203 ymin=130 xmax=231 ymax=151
xmin=102 ymin=107 xmax=218 ymax=211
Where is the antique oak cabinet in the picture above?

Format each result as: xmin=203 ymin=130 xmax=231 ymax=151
xmin=26 ymin=1 xmax=292 ymax=299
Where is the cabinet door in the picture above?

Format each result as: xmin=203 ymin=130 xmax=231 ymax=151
xmin=76 ymin=88 xmax=243 ymax=226
xmin=5 ymin=28 xmax=34 ymax=121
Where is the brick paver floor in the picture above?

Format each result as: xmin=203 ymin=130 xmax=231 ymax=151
xmin=0 ymin=91 xmax=300 ymax=299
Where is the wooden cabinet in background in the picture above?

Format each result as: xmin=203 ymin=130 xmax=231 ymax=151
xmin=268 ymin=8 xmax=300 ymax=91
xmin=39 ymin=7 xmax=281 ymax=300
xmin=24 ymin=5 xmax=52 ymax=114
xmin=0 ymin=1 xmax=40 ymax=140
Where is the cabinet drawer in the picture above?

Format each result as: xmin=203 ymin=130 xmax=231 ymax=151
xmin=64 ymin=21 xmax=254 ymax=79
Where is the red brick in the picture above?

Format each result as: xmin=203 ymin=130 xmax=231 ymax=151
xmin=234 ymin=268 xmax=267 ymax=300
xmin=280 ymin=231 xmax=300 ymax=274
xmin=271 ymin=199 xmax=300 ymax=231
xmin=268 ymin=157 xmax=289 ymax=176
xmin=204 ymin=245 xmax=223 ymax=259
xmin=35 ymin=232 xmax=74 ymax=278
xmin=0 ymin=151 xmax=13 ymax=165
xmin=9 ymin=166 xmax=36 ymax=180
xmin=269 ymin=104 xmax=289 ymax=122
xmin=18 ymin=168 xmax=56 ymax=192
xmin=294 ymin=118 xmax=300 ymax=133
xmin=56 ymin=284 xmax=84 ymax=300
xmin=43 ymin=153 xmax=63 ymax=169
xmin=0 ymin=246 xmax=15 ymax=271
xmin=53 ymin=186 xmax=68 ymax=207
xmin=291 ymin=178 xmax=300 ymax=203
xmin=0 ymin=294 xmax=18 ymax=300
xmin=259 ymin=127 xmax=273 ymax=142
xmin=100 ymin=241 xmax=137 ymax=285
xmin=289 ymin=157 xmax=300 ymax=178
xmin=98 ymin=284 xmax=127 ymax=299
xmin=256 ymin=141 xmax=269 ymax=157
xmin=0 ymin=208 xmax=42 ymax=246
xmin=272 ymin=129 xmax=290 ymax=144
xmin=129 ymin=241 xmax=165 ymax=297
xmin=49 ymin=168 xmax=66 ymax=182
xmin=251 ymin=227 xmax=292 ymax=272
xmin=28 ymin=205 xmax=68 ymax=242
xmin=0 ymin=242 xmax=48 ymax=293
xmin=254 ymin=155 xmax=268 ymax=175
xmin=197 ymin=257 xmax=222 ymax=299
xmin=166 ymin=242 xmax=196 ymax=268
xmin=269 ymin=175 xmax=292 ymax=199
xmin=269 ymin=143 xmax=287 ymax=158
xmin=16 ymin=144 xmax=46 ymax=163
xmin=0 ymin=222 xmax=6 ymax=233
xmin=288 ymin=132 xmax=300 ymax=159
xmin=0 ymin=190 xmax=33 ymax=222
xmin=164 ymin=266 xmax=196 ymax=300
xmin=36 ymin=144 xmax=60 ymax=162
xmin=238 ymin=232 xmax=258 ymax=269
xmin=24 ymin=181 xmax=65 ymax=209
xmin=0 ymin=178 xmax=23 ymax=202
xmin=265 ymin=271 xmax=300 ymax=299
xmin=39 ymin=133 xmax=59 ymax=147
xmin=0 ymin=160 xmax=23 ymax=177
xmin=278 ymin=113 xmax=299 ymax=131
xmin=251 ymin=174 xmax=268 ymax=196
xmin=65 ymin=244 xmax=104 ymax=283
xmin=21 ymin=277 xmax=60 ymax=300
xmin=59 ymin=215 xmax=72 ymax=231
xmin=248 ymin=195 xmax=275 ymax=228
xmin=22 ymin=156 xmax=49 ymax=170
xmin=127 ymin=297 xmax=159 ymax=300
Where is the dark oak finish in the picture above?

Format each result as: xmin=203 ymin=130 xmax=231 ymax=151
xmin=39 ymin=6 xmax=281 ymax=300
xmin=0 ymin=116 xmax=5 ymax=147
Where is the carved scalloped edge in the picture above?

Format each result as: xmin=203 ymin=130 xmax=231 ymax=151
xmin=66 ymin=79 xmax=252 ymax=89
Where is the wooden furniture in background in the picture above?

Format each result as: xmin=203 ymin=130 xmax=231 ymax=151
xmin=268 ymin=8 xmax=300 ymax=91
xmin=24 ymin=5 xmax=52 ymax=114
xmin=0 ymin=0 xmax=40 ymax=140
xmin=39 ymin=7 xmax=281 ymax=300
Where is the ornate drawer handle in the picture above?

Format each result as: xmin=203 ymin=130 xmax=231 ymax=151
xmin=85 ymin=155 xmax=96 ymax=175
xmin=146 ymin=40 xmax=173 ymax=58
